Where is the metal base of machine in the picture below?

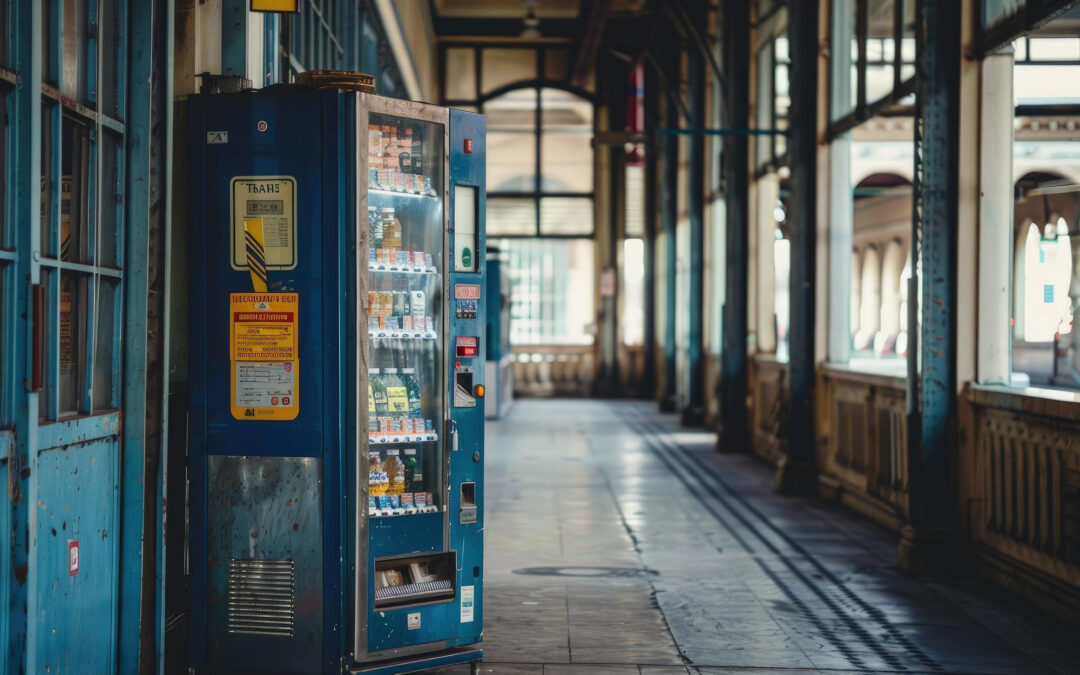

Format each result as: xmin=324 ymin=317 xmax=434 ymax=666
xmin=351 ymin=647 xmax=483 ymax=674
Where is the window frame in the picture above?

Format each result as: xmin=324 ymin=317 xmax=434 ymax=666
xmin=438 ymin=42 xmax=597 ymax=239
xmin=828 ymin=0 xmax=917 ymax=140
xmin=35 ymin=0 xmax=126 ymax=422
xmin=976 ymin=0 xmax=1080 ymax=58
xmin=755 ymin=4 xmax=790 ymax=173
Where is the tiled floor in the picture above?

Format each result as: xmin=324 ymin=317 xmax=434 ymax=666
xmin=432 ymin=399 xmax=1080 ymax=674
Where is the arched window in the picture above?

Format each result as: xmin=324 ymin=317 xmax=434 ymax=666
xmin=1017 ymin=220 xmax=1072 ymax=342
xmin=483 ymin=85 xmax=594 ymax=237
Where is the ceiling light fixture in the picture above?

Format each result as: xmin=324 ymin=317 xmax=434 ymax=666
xmin=521 ymin=0 xmax=541 ymax=38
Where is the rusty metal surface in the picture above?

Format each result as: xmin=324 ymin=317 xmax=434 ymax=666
xmin=206 ymin=455 xmax=322 ymax=672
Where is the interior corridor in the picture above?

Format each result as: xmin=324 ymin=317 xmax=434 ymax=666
xmin=437 ymin=400 xmax=1080 ymax=674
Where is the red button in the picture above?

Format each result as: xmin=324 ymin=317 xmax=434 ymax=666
xmin=464 ymin=139 xmax=473 ymax=154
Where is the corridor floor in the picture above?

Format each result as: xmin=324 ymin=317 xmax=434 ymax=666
xmin=437 ymin=399 xmax=1080 ymax=674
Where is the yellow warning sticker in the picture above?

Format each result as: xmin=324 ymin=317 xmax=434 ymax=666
xmin=231 ymin=360 xmax=299 ymax=421
xmin=230 ymin=293 xmax=299 ymax=361
xmin=230 ymin=176 xmax=297 ymax=271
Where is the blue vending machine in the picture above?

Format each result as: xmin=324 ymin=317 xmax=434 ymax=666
xmin=187 ymin=84 xmax=485 ymax=674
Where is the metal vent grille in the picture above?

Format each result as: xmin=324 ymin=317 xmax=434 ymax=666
xmin=227 ymin=559 xmax=295 ymax=637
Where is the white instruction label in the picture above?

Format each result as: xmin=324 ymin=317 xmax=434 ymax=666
xmin=230 ymin=176 xmax=298 ymax=271
xmin=234 ymin=361 xmax=296 ymax=407
xmin=460 ymin=585 xmax=475 ymax=623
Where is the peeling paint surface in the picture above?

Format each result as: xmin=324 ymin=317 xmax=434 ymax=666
xmin=31 ymin=437 xmax=117 ymax=673
xmin=206 ymin=455 xmax=323 ymax=672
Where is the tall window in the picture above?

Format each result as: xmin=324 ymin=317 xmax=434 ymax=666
xmin=484 ymin=86 xmax=595 ymax=346
xmin=440 ymin=44 xmax=597 ymax=348
xmin=37 ymin=0 xmax=126 ymax=419
xmin=829 ymin=0 xmax=916 ymax=133
xmin=1008 ymin=32 xmax=1080 ymax=389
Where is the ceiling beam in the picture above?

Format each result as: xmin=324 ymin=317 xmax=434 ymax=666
xmin=570 ymin=0 xmax=614 ymax=87
xmin=432 ymin=16 xmax=582 ymax=38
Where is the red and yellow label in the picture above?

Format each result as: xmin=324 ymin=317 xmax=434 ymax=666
xmin=229 ymin=293 xmax=299 ymax=421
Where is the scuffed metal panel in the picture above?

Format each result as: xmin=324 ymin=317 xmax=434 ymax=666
xmin=31 ymin=438 xmax=118 ymax=674
xmin=207 ymin=455 xmax=322 ymax=673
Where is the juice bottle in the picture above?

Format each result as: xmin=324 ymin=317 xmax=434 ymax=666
xmin=381 ymin=208 xmax=402 ymax=249
xmin=401 ymin=367 xmax=422 ymax=418
xmin=382 ymin=368 xmax=409 ymax=415
xmin=384 ymin=449 xmax=405 ymax=495
xmin=370 ymin=369 xmax=388 ymax=419
xmin=368 ymin=452 xmax=388 ymax=497
xmin=403 ymin=447 xmax=423 ymax=493
xmin=368 ymin=205 xmax=382 ymax=248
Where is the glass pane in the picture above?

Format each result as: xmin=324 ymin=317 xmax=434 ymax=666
xmin=62 ymin=0 xmax=88 ymax=102
xmin=39 ymin=269 xmax=53 ymax=420
xmin=62 ymin=116 xmax=90 ymax=263
xmin=621 ymin=238 xmax=645 ymax=346
xmin=40 ymin=104 xmax=53 ymax=256
xmin=92 ymin=277 xmax=118 ymax=410
xmin=101 ymin=0 xmax=120 ymax=117
xmin=539 ymin=197 xmax=593 ymax=236
xmin=901 ymin=0 xmax=916 ymax=82
xmin=365 ymin=111 xmax=445 ymax=521
xmin=481 ymin=48 xmax=536 ymax=94
xmin=444 ymin=48 xmax=476 ymax=101
xmin=867 ymin=0 xmax=896 ymax=103
xmin=831 ymin=0 xmax=858 ymax=119
xmin=487 ymin=197 xmax=537 ymax=236
xmin=624 ymin=163 xmax=645 ymax=238
xmin=540 ymin=88 xmax=592 ymax=193
xmin=1029 ymin=38 xmax=1080 ymax=61
xmin=59 ymin=271 xmax=88 ymax=415
xmin=756 ymin=44 xmax=774 ymax=166
xmin=99 ymin=131 xmax=121 ymax=267
xmin=774 ymin=58 xmax=789 ymax=158
xmin=1014 ymin=65 xmax=1080 ymax=104
xmin=774 ymin=237 xmax=791 ymax=362
xmin=982 ymin=0 xmax=1025 ymax=30
xmin=485 ymin=89 xmax=537 ymax=192
xmin=498 ymin=238 xmax=596 ymax=346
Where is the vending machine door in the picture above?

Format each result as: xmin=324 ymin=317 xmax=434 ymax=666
xmin=353 ymin=94 xmax=459 ymax=664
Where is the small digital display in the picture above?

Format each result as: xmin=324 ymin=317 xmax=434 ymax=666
xmin=246 ymin=200 xmax=284 ymax=215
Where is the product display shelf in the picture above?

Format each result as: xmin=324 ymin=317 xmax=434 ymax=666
xmin=367 ymin=262 xmax=438 ymax=275
xmin=369 ymin=331 xmax=439 ymax=341
xmin=369 ymin=432 xmax=439 ymax=444
xmin=369 ymin=186 xmax=438 ymax=200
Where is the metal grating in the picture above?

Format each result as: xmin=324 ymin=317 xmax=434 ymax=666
xmin=227 ymin=559 xmax=296 ymax=637
xmin=374 ymin=579 xmax=452 ymax=602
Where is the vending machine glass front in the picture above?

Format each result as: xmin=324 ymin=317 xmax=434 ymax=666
xmin=357 ymin=98 xmax=454 ymax=659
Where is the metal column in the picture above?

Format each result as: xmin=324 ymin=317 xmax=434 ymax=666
xmin=642 ymin=65 xmax=659 ymax=399
xmin=776 ymin=0 xmax=819 ymax=492
xmin=718 ymin=0 xmax=750 ymax=450
xmin=899 ymin=0 xmax=961 ymax=573
xmin=681 ymin=0 xmax=706 ymax=426
xmin=659 ymin=37 xmax=680 ymax=412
